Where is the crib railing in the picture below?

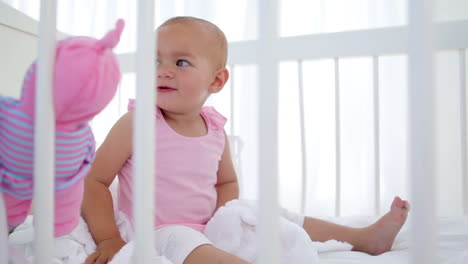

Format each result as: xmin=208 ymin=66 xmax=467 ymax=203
xmin=7 ymin=0 xmax=468 ymax=263
xmin=332 ymin=58 xmax=340 ymax=218
xmin=408 ymin=1 xmax=436 ymax=263
xmin=227 ymin=2 xmax=466 ymax=264
xmin=461 ymin=49 xmax=468 ymax=216
xmin=229 ymin=29 xmax=468 ymax=218
xmin=133 ymin=1 xmax=156 ymax=263
xmin=227 ymin=16 xmax=468 ymax=217
xmin=33 ymin=0 xmax=57 ymax=262
xmin=257 ymin=1 xmax=281 ymax=263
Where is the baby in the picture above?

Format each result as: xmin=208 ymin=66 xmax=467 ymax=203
xmin=0 ymin=20 xmax=124 ymax=237
xmin=82 ymin=16 xmax=410 ymax=264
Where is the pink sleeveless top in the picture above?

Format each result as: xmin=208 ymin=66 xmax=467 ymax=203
xmin=117 ymin=100 xmax=226 ymax=232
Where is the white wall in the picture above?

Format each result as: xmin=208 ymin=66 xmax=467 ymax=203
xmin=435 ymin=0 xmax=468 ymax=22
xmin=0 ymin=2 xmax=38 ymax=98
xmin=0 ymin=2 xmax=68 ymax=99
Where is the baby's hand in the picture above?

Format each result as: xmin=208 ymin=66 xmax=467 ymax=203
xmin=85 ymin=237 xmax=126 ymax=264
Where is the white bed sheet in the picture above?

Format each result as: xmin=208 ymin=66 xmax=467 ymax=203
xmin=317 ymin=216 xmax=468 ymax=264
xmin=8 ymin=214 xmax=468 ymax=263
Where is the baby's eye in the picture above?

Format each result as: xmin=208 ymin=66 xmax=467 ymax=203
xmin=155 ymin=60 xmax=161 ymax=66
xmin=176 ymin=59 xmax=190 ymax=67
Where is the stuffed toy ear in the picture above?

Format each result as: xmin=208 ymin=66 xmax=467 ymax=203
xmin=94 ymin=19 xmax=125 ymax=50
xmin=16 ymin=19 xmax=125 ymax=127
xmin=53 ymin=19 xmax=125 ymax=128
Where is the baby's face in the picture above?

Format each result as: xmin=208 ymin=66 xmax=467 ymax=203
xmin=155 ymin=22 xmax=220 ymax=114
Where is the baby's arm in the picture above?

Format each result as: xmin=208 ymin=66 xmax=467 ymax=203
xmin=214 ymin=130 xmax=240 ymax=211
xmin=82 ymin=112 xmax=133 ymax=264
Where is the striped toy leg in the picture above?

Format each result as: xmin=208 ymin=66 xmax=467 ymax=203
xmin=53 ymin=179 xmax=84 ymax=237
xmin=2 ymin=192 xmax=31 ymax=231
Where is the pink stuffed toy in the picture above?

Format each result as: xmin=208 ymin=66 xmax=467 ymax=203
xmin=0 ymin=19 xmax=124 ymax=236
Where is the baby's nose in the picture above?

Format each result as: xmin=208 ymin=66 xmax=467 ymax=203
xmin=157 ymin=64 xmax=174 ymax=78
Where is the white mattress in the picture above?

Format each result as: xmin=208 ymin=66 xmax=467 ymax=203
xmin=317 ymin=216 xmax=468 ymax=264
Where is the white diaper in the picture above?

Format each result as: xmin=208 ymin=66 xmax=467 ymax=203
xmin=105 ymin=211 xmax=213 ymax=264
xmin=154 ymin=225 xmax=212 ymax=264
xmin=110 ymin=224 xmax=212 ymax=264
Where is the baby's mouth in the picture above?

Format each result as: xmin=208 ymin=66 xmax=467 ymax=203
xmin=157 ymin=86 xmax=177 ymax=92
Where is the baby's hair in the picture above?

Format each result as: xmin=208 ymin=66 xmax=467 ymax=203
xmin=158 ymin=16 xmax=228 ymax=68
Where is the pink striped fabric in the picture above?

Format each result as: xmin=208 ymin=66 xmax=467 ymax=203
xmin=0 ymin=94 xmax=95 ymax=199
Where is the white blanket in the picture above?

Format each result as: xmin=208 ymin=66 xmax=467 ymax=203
xmin=9 ymin=212 xmax=134 ymax=264
xmin=445 ymin=251 xmax=468 ymax=264
xmin=9 ymin=199 xmax=352 ymax=263
xmin=204 ymin=199 xmax=352 ymax=263
xmin=10 ymin=209 xmax=468 ymax=264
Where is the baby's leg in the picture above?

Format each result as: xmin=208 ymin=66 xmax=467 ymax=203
xmin=54 ymin=179 xmax=84 ymax=237
xmin=155 ymin=225 xmax=249 ymax=264
xmin=184 ymin=244 xmax=249 ymax=264
xmin=3 ymin=193 xmax=31 ymax=232
xmin=303 ymin=196 xmax=409 ymax=255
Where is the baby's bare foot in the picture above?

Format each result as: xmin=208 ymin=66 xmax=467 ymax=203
xmin=354 ymin=196 xmax=410 ymax=255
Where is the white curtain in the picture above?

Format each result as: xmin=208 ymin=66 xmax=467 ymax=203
xmin=4 ymin=0 xmax=468 ymax=217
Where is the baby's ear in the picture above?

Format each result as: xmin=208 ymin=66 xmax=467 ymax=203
xmin=209 ymin=67 xmax=229 ymax=94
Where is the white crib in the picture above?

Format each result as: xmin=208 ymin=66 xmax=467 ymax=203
xmin=1 ymin=0 xmax=468 ymax=263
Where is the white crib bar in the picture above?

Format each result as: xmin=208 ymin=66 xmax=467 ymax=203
xmin=133 ymin=0 xmax=156 ymax=262
xmin=230 ymin=65 xmax=235 ymax=136
xmin=229 ymin=65 xmax=244 ymax=197
xmin=460 ymin=49 xmax=468 ymax=216
xmin=33 ymin=0 xmax=57 ymax=263
xmin=334 ymin=58 xmax=341 ymax=217
xmin=0 ymin=192 xmax=8 ymax=263
xmin=408 ymin=0 xmax=437 ymax=263
xmin=297 ymin=60 xmax=308 ymax=215
xmin=372 ymin=56 xmax=381 ymax=215
xmin=257 ymin=0 xmax=280 ymax=263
